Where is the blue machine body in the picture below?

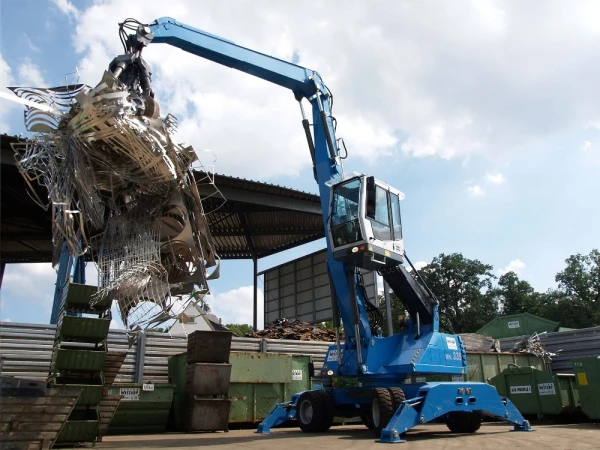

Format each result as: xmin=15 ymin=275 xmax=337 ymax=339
xmin=57 ymin=16 xmax=532 ymax=443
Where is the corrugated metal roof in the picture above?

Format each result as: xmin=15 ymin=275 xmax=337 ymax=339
xmin=0 ymin=134 xmax=324 ymax=263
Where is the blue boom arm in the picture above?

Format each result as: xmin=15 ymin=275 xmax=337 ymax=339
xmin=147 ymin=17 xmax=372 ymax=357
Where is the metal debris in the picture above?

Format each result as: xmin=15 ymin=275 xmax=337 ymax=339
xmin=9 ymin=73 xmax=222 ymax=331
xmin=459 ymin=333 xmax=501 ymax=353
xmin=249 ymin=319 xmax=341 ymax=342
xmin=510 ymin=332 xmax=558 ymax=359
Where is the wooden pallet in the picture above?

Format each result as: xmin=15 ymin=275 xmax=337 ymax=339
xmin=0 ymin=387 xmax=82 ymax=450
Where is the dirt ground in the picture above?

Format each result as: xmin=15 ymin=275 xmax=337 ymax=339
xmin=98 ymin=422 xmax=600 ymax=449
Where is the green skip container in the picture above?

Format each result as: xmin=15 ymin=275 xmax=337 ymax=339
xmin=228 ymin=352 xmax=311 ymax=424
xmin=572 ymin=356 xmax=600 ymax=420
xmin=105 ymin=383 xmax=175 ymax=434
xmin=490 ymin=364 xmax=579 ymax=419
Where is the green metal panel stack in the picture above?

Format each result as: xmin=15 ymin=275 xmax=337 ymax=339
xmin=489 ymin=365 xmax=580 ymax=419
xmin=49 ymin=282 xmax=112 ymax=444
xmin=572 ymin=356 xmax=600 ymax=420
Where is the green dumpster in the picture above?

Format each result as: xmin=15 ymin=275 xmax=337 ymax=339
xmin=572 ymin=356 xmax=600 ymax=420
xmin=228 ymin=352 xmax=311 ymax=424
xmin=106 ymin=383 xmax=175 ymax=434
xmin=490 ymin=365 xmax=578 ymax=419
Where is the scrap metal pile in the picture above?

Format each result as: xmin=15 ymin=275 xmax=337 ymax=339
xmin=459 ymin=333 xmax=501 ymax=353
xmin=9 ymin=72 xmax=221 ymax=331
xmin=249 ymin=319 xmax=342 ymax=342
xmin=510 ymin=332 xmax=557 ymax=359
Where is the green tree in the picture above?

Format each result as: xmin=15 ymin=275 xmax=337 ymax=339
xmin=494 ymin=271 xmax=551 ymax=315
xmin=225 ymin=323 xmax=254 ymax=336
xmin=416 ymin=253 xmax=498 ymax=333
xmin=555 ymin=249 xmax=599 ymax=306
xmin=540 ymin=249 xmax=600 ymax=328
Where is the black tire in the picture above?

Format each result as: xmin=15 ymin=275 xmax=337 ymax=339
xmin=361 ymin=411 xmax=375 ymax=429
xmin=297 ymin=390 xmax=334 ymax=432
xmin=445 ymin=411 xmax=482 ymax=433
xmin=388 ymin=387 xmax=406 ymax=410
xmin=371 ymin=388 xmax=394 ymax=436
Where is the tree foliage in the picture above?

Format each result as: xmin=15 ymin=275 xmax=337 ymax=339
xmin=225 ymin=323 xmax=254 ymax=337
xmin=417 ymin=253 xmax=498 ymax=333
xmin=541 ymin=249 xmax=600 ymax=328
xmin=380 ymin=249 xmax=599 ymax=334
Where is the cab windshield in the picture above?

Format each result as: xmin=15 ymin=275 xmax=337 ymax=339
xmin=330 ymin=178 xmax=363 ymax=247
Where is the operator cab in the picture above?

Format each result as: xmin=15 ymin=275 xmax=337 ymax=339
xmin=327 ymin=174 xmax=405 ymax=270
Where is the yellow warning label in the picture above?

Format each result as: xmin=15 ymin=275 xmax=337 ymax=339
xmin=385 ymin=250 xmax=390 ymax=256
xmin=577 ymin=372 xmax=588 ymax=386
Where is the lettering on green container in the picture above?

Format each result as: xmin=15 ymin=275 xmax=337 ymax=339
xmin=537 ymin=382 xmax=556 ymax=396
xmin=510 ymin=385 xmax=532 ymax=394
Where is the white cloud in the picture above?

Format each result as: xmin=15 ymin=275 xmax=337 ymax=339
xmin=49 ymin=1 xmax=600 ymax=178
xmin=497 ymin=259 xmax=526 ymax=276
xmin=485 ymin=172 xmax=505 ymax=184
xmin=581 ymin=140 xmax=592 ymax=152
xmin=1 ymin=263 xmax=57 ymax=314
xmin=4 ymin=318 xmax=12 ymax=322
xmin=405 ymin=260 xmax=428 ymax=273
xmin=23 ymin=33 xmax=41 ymax=53
xmin=17 ymin=58 xmax=47 ymax=87
xmin=412 ymin=260 xmax=428 ymax=271
xmin=52 ymin=0 xmax=79 ymax=19
xmin=0 ymin=53 xmax=17 ymax=132
xmin=467 ymin=185 xmax=485 ymax=197
xmin=206 ymin=286 xmax=264 ymax=328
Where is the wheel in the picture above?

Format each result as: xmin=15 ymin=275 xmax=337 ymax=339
xmin=445 ymin=411 xmax=482 ymax=433
xmin=388 ymin=387 xmax=406 ymax=410
xmin=371 ymin=388 xmax=394 ymax=436
xmin=361 ymin=411 xmax=375 ymax=429
xmin=297 ymin=390 xmax=334 ymax=432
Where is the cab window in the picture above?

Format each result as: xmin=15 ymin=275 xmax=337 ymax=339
xmin=390 ymin=194 xmax=402 ymax=240
xmin=330 ymin=178 xmax=363 ymax=247
xmin=369 ymin=186 xmax=391 ymax=241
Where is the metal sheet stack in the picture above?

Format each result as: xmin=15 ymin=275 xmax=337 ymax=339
xmin=184 ymin=330 xmax=233 ymax=432
xmin=499 ymin=327 xmax=600 ymax=373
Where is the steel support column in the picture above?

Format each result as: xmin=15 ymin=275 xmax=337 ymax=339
xmin=50 ymin=242 xmax=72 ymax=324
xmin=253 ymin=256 xmax=258 ymax=331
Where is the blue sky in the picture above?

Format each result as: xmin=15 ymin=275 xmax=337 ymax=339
xmin=1 ymin=0 xmax=599 ymax=329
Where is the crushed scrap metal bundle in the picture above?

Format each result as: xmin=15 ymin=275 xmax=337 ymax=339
xmin=9 ymin=73 xmax=221 ymax=331
xmin=249 ymin=319 xmax=343 ymax=342
xmin=510 ymin=332 xmax=557 ymax=359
